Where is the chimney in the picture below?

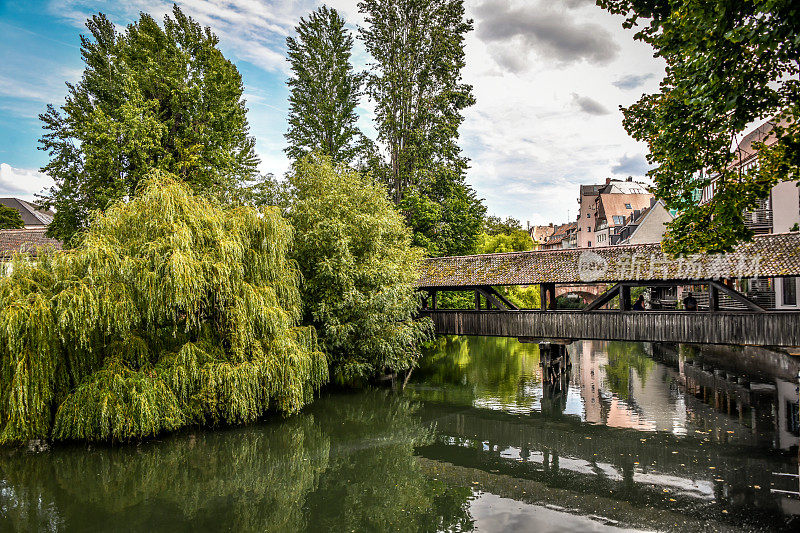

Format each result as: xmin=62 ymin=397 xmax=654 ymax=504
xmin=626 ymin=176 xmax=633 ymax=182
xmin=650 ymin=197 xmax=656 ymax=207
xmin=605 ymin=177 xmax=611 ymax=185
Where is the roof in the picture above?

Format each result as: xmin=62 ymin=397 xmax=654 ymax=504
xmin=416 ymin=232 xmax=800 ymax=287
xmin=0 ymin=229 xmax=62 ymax=260
xmin=543 ymin=222 xmax=577 ymax=246
xmin=596 ymin=193 xmax=654 ymax=227
xmin=580 ymin=184 xmax=604 ymax=197
xmin=0 ymin=198 xmax=54 ymax=227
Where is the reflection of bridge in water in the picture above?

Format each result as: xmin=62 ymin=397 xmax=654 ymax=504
xmin=413 ymin=340 xmax=800 ymax=527
xmin=416 ymin=234 xmax=800 ymax=347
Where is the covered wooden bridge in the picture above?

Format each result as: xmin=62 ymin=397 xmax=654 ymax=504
xmin=416 ymin=233 xmax=800 ymax=347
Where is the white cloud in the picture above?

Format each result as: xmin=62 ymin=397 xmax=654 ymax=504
xmin=33 ymin=0 xmax=665 ymax=226
xmin=0 ymin=164 xmax=54 ymax=199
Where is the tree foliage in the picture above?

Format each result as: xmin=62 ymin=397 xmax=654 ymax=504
xmin=599 ymin=0 xmax=800 ymax=253
xmin=358 ymin=0 xmax=484 ymax=256
xmin=286 ymin=155 xmax=433 ymax=383
xmin=0 ymin=204 xmax=24 ymax=229
xmin=38 ymin=5 xmax=258 ymax=245
xmin=0 ymin=173 xmax=326 ymax=444
xmin=483 ymin=215 xmax=524 ymax=236
xmin=285 ymin=6 xmax=364 ymax=164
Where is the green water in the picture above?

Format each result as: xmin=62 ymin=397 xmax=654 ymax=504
xmin=2 ymin=338 xmax=798 ymax=532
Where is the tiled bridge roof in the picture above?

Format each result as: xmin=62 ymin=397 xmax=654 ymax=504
xmin=416 ymin=233 xmax=800 ymax=288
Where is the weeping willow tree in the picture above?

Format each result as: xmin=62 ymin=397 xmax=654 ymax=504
xmin=0 ymin=172 xmax=327 ymax=444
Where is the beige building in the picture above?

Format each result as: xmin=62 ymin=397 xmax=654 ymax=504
xmin=615 ymin=200 xmax=674 ymax=245
xmin=575 ymin=179 xmax=652 ymax=248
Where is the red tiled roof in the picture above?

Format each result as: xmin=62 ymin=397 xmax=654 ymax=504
xmin=0 ymin=229 xmax=62 ymax=259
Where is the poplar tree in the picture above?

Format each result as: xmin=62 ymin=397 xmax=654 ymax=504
xmin=38 ymin=6 xmax=258 ymax=244
xmin=285 ymin=6 xmax=364 ymax=164
xmin=358 ymin=0 xmax=485 ymax=256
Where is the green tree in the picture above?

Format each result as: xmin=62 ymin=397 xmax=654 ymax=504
xmin=484 ymin=215 xmax=524 ymax=236
xmin=38 ymin=6 xmax=258 ymax=245
xmin=285 ymin=6 xmax=364 ymax=164
xmin=359 ymin=0 xmax=484 ymax=257
xmin=0 ymin=204 xmax=24 ymax=229
xmin=599 ymin=0 xmax=800 ymax=253
xmin=287 ymin=155 xmax=433 ymax=383
xmin=399 ymin=169 xmax=486 ymax=257
xmin=0 ymin=173 xmax=326 ymax=444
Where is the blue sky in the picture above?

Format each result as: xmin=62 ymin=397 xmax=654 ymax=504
xmin=0 ymin=0 xmax=665 ymax=225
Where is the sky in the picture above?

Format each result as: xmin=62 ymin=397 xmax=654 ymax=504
xmin=0 ymin=0 xmax=665 ymax=226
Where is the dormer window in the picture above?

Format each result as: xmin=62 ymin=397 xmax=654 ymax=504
xmin=624 ymin=203 xmax=632 ymax=209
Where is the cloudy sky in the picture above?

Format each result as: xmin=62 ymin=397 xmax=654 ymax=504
xmin=0 ymin=0 xmax=665 ymax=226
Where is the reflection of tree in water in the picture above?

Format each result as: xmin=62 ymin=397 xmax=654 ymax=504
xmin=0 ymin=390 xmax=473 ymax=532
xmin=413 ymin=336 xmax=541 ymax=410
xmin=305 ymin=390 xmax=474 ymax=532
xmin=603 ymin=342 xmax=654 ymax=401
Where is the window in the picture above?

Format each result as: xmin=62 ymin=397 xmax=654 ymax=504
xmin=783 ymin=277 xmax=797 ymax=306
xmin=612 ymin=215 xmax=624 ymax=225
xmin=587 ymin=227 xmax=591 ymax=232
xmin=587 ymin=242 xmax=592 ymax=247
xmin=586 ymin=213 xmax=590 ymax=218
xmin=624 ymin=203 xmax=632 ymax=209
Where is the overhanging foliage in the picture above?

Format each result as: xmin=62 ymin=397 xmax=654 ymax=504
xmin=0 ymin=172 xmax=326 ymax=444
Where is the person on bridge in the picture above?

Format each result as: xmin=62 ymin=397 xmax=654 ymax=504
xmin=632 ymin=295 xmax=645 ymax=311
xmin=683 ymin=291 xmax=698 ymax=311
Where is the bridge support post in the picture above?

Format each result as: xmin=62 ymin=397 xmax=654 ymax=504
xmin=540 ymin=283 xmax=556 ymax=311
xmin=621 ymin=284 xmax=631 ymax=311
xmin=708 ymin=283 xmax=719 ymax=312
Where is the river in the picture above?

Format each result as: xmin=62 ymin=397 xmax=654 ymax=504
xmin=1 ymin=337 xmax=798 ymax=532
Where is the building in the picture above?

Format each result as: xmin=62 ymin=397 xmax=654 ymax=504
xmin=0 ymin=198 xmax=60 ymax=266
xmin=0 ymin=228 xmax=61 ymax=263
xmin=529 ymin=224 xmax=556 ymax=245
xmin=0 ymin=198 xmax=54 ymax=228
xmin=575 ymin=184 xmax=603 ymax=249
xmin=699 ymin=118 xmax=800 ymax=310
xmin=540 ymin=222 xmax=578 ymax=250
xmin=614 ymin=199 xmax=673 ymax=245
xmin=575 ymin=178 xmax=652 ymax=248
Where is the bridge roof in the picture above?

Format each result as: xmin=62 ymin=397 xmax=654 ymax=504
xmin=416 ymin=233 xmax=800 ymax=288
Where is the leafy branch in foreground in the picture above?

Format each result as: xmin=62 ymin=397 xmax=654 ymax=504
xmin=599 ymin=0 xmax=800 ymax=253
xmin=0 ymin=172 xmax=326 ymax=444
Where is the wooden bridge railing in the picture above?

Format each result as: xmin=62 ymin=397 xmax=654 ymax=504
xmin=420 ymin=309 xmax=800 ymax=347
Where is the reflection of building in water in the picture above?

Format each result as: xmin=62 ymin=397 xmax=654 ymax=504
xmin=564 ymin=340 xmax=800 ymax=456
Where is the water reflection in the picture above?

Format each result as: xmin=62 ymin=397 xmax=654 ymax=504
xmin=0 ymin=391 xmax=472 ymax=532
xmin=1 ymin=338 xmax=799 ymax=532
xmin=410 ymin=337 xmax=800 ymax=531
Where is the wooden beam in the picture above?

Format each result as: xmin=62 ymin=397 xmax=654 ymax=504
xmin=474 ymin=290 xmax=481 ymax=311
xmin=709 ymin=280 xmax=766 ymax=313
xmin=540 ymin=283 xmax=548 ymax=312
xmin=476 ymin=287 xmax=515 ymax=311
xmin=621 ymin=284 xmax=632 ymax=311
xmin=583 ymin=283 xmax=622 ymax=312
xmin=708 ymin=282 xmax=719 ymax=312
xmin=482 ymin=286 xmax=519 ymax=310
xmin=432 ymin=290 xmax=437 ymax=310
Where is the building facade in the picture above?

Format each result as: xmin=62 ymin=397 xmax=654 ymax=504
xmin=699 ymin=119 xmax=800 ymax=310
